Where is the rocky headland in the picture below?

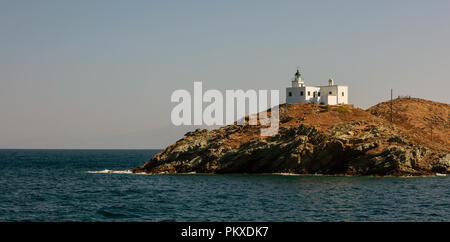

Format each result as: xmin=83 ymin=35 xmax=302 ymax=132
xmin=133 ymin=98 xmax=449 ymax=176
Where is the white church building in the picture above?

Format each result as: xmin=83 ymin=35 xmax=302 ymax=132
xmin=286 ymin=69 xmax=348 ymax=105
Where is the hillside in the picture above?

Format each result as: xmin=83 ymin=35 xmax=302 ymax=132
xmin=368 ymin=97 xmax=449 ymax=152
xmin=134 ymin=98 xmax=449 ymax=176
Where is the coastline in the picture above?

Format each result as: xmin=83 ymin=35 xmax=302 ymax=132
xmin=133 ymin=99 xmax=449 ymax=177
xmin=87 ymin=169 xmax=448 ymax=178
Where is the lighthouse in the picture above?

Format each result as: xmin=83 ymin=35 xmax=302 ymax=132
xmin=291 ymin=69 xmax=305 ymax=87
xmin=286 ymin=69 xmax=348 ymax=105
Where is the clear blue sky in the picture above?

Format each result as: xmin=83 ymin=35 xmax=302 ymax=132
xmin=1 ymin=0 xmax=449 ymax=148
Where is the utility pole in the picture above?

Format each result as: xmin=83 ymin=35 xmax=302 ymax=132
xmin=390 ymin=89 xmax=393 ymax=124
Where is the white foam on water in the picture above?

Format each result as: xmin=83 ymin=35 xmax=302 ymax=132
xmin=86 ymin=169 xmax=133 ymax=174
xmin=272 ymin=173 xmax=301 ymax=176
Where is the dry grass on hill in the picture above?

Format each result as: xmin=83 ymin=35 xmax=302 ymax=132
xmin=223 ymin=98 xmax=449 ymax=153
xmin=223 ymin=103 xmax=384 ymax=147
xmin=368 ymin=97 xmax=449 ymax=152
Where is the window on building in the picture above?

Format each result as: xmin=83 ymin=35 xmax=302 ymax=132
xmin=308 ymin=91 xmax=310 ymax=96
xmin=288 ymin=92 xmax=292 ymax=97
xmin=342 ymin=92 xmax=344 ymax=96
xmin=300 ymin=91 xmax=303 ymax=96
xmin=329 ymin=91 xmax=332 ymax=95
xmin=318 ymin=92 xmax=321 ymax=97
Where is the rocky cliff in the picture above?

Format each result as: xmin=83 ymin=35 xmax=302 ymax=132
xmin=133 ymin=98 xmax=449 ymax=176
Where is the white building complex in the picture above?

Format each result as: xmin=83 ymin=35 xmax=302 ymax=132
xmin=286 ymin=69 xmax=348 ymax=105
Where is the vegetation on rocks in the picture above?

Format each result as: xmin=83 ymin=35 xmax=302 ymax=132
xmin=133 ymin=98 xmax=449 ymax=176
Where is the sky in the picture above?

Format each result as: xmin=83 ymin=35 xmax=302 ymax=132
xmin=1 ymin=0 xmax=449 ymax=149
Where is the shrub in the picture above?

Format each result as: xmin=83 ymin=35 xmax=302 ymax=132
xmin=281 ymin=116 xmax=294 ymax=123
xmin=336 ymin=106 xmax=348 ymax=113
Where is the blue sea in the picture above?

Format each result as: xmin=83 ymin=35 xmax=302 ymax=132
xmin=0 ymin=149 xmax=449 ymax=222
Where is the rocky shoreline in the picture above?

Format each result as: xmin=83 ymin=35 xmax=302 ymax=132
xmin=133 ymin=98 xmax=449 ymax=176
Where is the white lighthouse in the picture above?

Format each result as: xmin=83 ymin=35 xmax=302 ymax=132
xmin=292 ymin=69 xmax=305 ymax=87
xmin=286 ymin=69 xmax=348 ymax=105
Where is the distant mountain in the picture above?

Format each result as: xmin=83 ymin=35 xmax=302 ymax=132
xmin=0 ymin=124 xmax=220 ymax=149
xmin=69 ymin=124 xmax=222 ymax=149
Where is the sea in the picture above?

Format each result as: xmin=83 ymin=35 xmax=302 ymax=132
xmin=0 ymin=149 xmax=448 ymax=222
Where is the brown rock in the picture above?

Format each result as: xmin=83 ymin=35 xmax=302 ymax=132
xmin=133 ymin=98 xmax=449 ymax=176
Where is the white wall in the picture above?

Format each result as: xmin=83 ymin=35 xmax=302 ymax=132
xmin=305 ymin=87 xmax=320 ymax=103
xmin=324 ymin=95 xmax=337 ymax=105
xmin=286 ymin=85 xmax=348 ymax=105
xmin=286 ymin=87 xmax=306 ymax=103
xmin=337 ymin=86 xmax=348 ymax=104
xmin=317 ymin=86 xmax=337 ymax=105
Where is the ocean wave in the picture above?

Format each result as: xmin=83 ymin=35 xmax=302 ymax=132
xmin=272 ymin=173 xmax=302 ymax=176
xmin=86 ymin=169 xmax=133 ymax=174
xmin=96 ymin=209 xmax=128 ymax=218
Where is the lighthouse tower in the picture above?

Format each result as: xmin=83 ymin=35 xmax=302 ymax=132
xmin=291 ymin=69 xmax=305 ymax=87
